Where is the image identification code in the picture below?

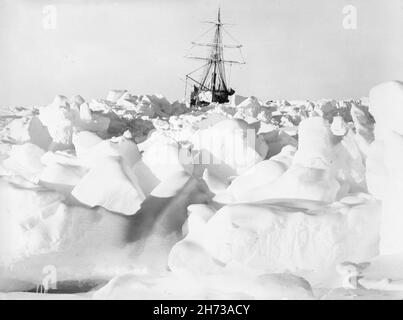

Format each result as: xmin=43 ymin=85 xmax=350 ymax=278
xmin=153 ymin=304 xmax=251 ymax=317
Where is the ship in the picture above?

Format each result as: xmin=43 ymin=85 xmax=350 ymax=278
xmin=185 ymin=8 xmax=245 ymax=107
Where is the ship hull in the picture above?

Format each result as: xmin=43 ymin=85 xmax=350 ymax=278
xmin=190 ymin=89 xmax=235 ymax=106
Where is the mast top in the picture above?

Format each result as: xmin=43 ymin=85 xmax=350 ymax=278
xmin=201 ymin=7 xmax=227 ymax=25
xmin=185 ymin=9 xmax=245 ymax=64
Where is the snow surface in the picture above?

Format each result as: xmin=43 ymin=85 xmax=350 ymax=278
xmin=0 ymin=86 xmax=402 ymax=300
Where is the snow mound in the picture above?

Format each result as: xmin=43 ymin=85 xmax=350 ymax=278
xmin=234 ymin=96 xmax=263 ymax=119
xmin=230 ymin=94 xmax=247 ymax=108
xmin=350 ymin=102 xmax=375 ymax=156
xmin=71 ymin=156 xmax=145 ymax=215
xmin=314 ymin=99 xmax=338 ymax=122
xmin=148 ymin=94 xmax=173 ymax=117
xmin=93 ymin=271 xmax=313 ymax=300
xmin=368 ymin=81 xmax=403 ymax=255
xmin=369 ymin=81 xmax=403 ymax=138
xmin=37 ymin=95 xmax=77 ymax=150
xmin=217 ymin=159 xmax=288 ymax=203
xmin=292 ymin=117 xmax=366 ymax=198
xmin=331 ymin=116 xmax=347 ymax=136
xmin=106 ymin=90 xmax=128 ymax=103
xmin=0 ymin=180 xmax=64 ymax=265
xmin=77 ymin=103 xmax=110 ymax=136
xmin=140 ymin=132 xmax=191 ymax=182
xmin=169 ymin=197 xmax=380 ymax=286
xmin=1 ymin=116 xmax=52 ymax=150
xmin=39 ymin=163 xmax=87 ymax=195
xmin=293 ymin=117 xmax=333 ymax=168
xmin=2 ymin=143 xmax=46 ymax=183
xmin=260 ymin=129 xmax=297 ymax=158
xmin=132 ymin=96 xmax=156 ymax=117
xmin=72 ymin=131 xmax=104 ymax=158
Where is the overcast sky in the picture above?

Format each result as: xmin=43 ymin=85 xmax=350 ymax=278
xmin=1 ymin=0 xmax=403 ymax=107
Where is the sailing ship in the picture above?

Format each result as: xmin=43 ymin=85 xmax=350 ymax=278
xmin=185 ymin=9 xmax=245 ymax=107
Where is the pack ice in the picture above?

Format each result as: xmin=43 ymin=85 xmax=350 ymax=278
xmin=0 ymin=84 xmax=401 ymax=299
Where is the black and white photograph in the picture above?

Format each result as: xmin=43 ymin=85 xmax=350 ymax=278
xmin=0 ymin=0 xmax=403 ymax=304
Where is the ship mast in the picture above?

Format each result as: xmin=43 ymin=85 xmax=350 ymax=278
xmin=211 ymin=8 xmax=222 ymax=98
xmin=185 ymin=8 xmax=245 ymax=106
